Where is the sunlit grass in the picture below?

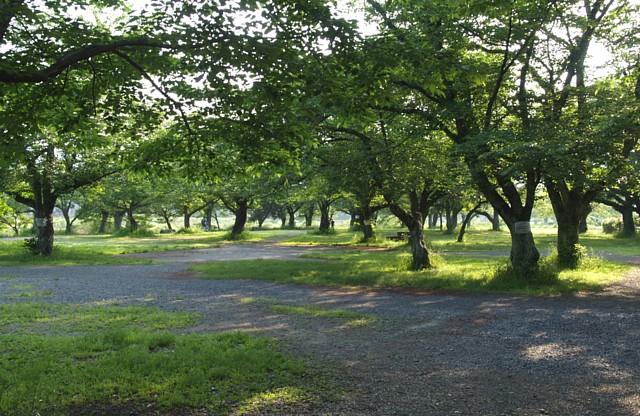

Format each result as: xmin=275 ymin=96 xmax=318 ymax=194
xmin=193 ymin=247 xmax=631 ymax=296
xmin=0 ymin=302 xmax=335 ymax=415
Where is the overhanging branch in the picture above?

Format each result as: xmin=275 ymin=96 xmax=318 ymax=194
xmin=0 ymin=38 xmax=175 ymax=83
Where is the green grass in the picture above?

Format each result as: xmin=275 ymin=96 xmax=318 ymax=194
xmin=240 ymin=297 xmax=376 ymax=327
xmin=192 ymin=247 xmax=631 ymax=296
xmin=0 ymin=302 xmax=336 ymax=415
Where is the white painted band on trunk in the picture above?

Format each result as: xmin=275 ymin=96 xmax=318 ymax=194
xmin=514 ymin=221 xmax=531 ymax=234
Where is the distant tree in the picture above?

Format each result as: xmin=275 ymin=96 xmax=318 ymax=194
xmin=0 ymin=195 xmax=31 ymax=236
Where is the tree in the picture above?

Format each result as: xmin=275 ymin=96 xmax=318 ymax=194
xmin=527 ymin=1 xmax=640 ymax=266
xmin=1 ymin=0 xmax=356 ymax=254
xmin=359 ymin=0 xmax=640 ymax=274
xmin=56 ymin=193 xmax=82 ymax=234
xmin=0 ymin=195 xmax=31 ymax=235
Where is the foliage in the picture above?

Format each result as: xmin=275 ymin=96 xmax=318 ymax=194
xmin=603 ymin=218 xmax=624 ymax=234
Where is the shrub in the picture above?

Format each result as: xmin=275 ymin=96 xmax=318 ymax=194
xmin=112 ymin=228 xmax=156 ymax=238
xmin=602 ymin=218 xmax=623 ymax=234
xmin=176 ymin=227 xmax=198 ymax=234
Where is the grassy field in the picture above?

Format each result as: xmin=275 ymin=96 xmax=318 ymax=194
xmin=0 ymin=302 xmax=337 ymax=415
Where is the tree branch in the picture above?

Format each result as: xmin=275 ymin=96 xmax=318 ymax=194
xmin=0 ymin=38 xmax=175 ymax=83
xmin=112 ymin=50 xmax=194 ymax=136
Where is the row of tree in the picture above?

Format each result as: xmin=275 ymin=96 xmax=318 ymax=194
xmin=1 ymin=0 xmax=639 ymax=277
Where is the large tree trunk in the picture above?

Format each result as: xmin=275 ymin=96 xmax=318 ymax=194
xmin=409 ymin=213 xmax=431 ymax=270
xmin=546 ymin=181 xmax=598 ymax=268
xmin=509 ymin=221 xmax=540 ymax=275
xmin=30 ymin=171 xmax=57 ymax=255
xmin=231 ymin=198 xmax=248 ymax=237
xmin=620 ymin=205 xmax=637 ymax=238
xmin=34 ymin=209 xmax=55 ymax=256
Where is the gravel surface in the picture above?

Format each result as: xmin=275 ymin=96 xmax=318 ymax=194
xmin=1 ymin=244 xmax=640 ymax=415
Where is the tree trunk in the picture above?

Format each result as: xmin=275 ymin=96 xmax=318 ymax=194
xmin=620 ymin=205 xmax=637 ymax=238
xmin=212 ymin=209 xmax=220 ymax=230
xmin=409 ymin=213 xmax=431 ymax=270
xmin=231 ymin=198 xmax=248 ymax=237
xmin=546 ymin=181 xmax=596 ymax=268
xmin=492 ymin=207 xmax=501 ymax=231
xmin=163 ymin=214 xmax=173 ymax=230
xmin=98 ymin=210 xmax=109 ymax=234
xmin=555 ymin=215 xmax=582 ymax=267
xmin=457 ymin=203 xmax=484 ymax=243
xmin=203 ymin=205 xmax=214 ymax=230
xmin=429 ymin=213 xmax=438 ymax=228
xmin=286 ymin=207 xmax=297 ymax=228
xmin=126 ymin=208 xmax=138 ymax=231
xmin=304 ymin=205 xmax=314 ymax=227
xmin=114 ymin=211 xmax=125 ymax=231
xmin=509 ymin=223 xmax=540 ymax=275
xmin=60 ymin=207 xmax=73 ymax=233
xmin=183 ymin=211 xmax=191 ymax=229
xmin=280 ymin=215 xmax=286 ymax=228
xmin=318 ymin=201 xmax=331 ymax=234
xmin=34 ymin=210 xmax=55 ymax=256
xmin=360 ymin=206 xmax=376 ymax=242
xmin=445 ymin=208 xmax=454 ymax=234
xmin=579 ymin=205 xmax=591 ymax=234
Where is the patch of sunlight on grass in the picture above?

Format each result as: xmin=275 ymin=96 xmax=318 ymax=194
xmin=193 ymin=246 xmax=629 ymax=295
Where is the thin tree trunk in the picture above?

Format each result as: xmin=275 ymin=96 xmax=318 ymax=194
xmin=126 ymin=208 xmax=138 ymax=231
xmin=183 ymin=211 xmax=191 ymax=229
xmin=98 ymin=210 xmax=109 ymax=233
xmin=492 ymin=207 xmax=501 ymax=231
xmin=457 ymin=202 xmax=484 ymax=243
xmin=579 ymin=205 xmax=591 ymax=233
xmin=304 ymin=205 xmax=314 ymax=227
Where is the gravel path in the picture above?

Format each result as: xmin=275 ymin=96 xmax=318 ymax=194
xmin=1 ymin=244 xmax=640 ymax=415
